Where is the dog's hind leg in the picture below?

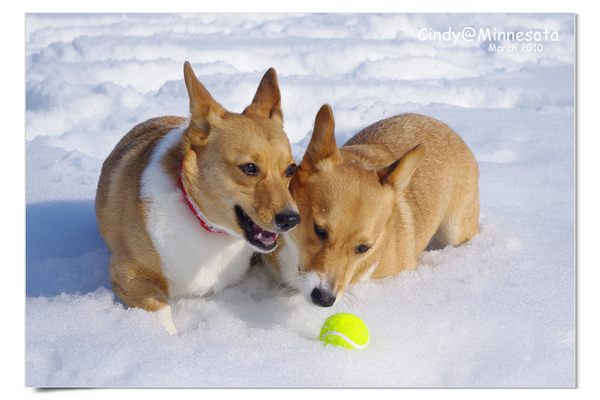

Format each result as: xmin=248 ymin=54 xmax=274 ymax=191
xmin=434 ymin=188 xmax=479 ymax=248
xmin=152 ymin=305 xmax=177 ymax=335
xmin=110 ymin=258 xmax=177 ymax=334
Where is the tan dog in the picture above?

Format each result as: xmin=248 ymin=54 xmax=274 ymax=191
xmin=95 ymin=62 xmax=300 ymax=333
xmin=267 ymin=104 xmax=479 ymax=306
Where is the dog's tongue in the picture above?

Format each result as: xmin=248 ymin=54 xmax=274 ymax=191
xmin=253 ymin=223 xmax=278 ymax=244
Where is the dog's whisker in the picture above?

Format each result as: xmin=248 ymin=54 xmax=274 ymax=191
xmin=339 ymin=288 xmax=363 ymax=313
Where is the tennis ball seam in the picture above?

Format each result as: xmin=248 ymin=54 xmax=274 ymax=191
xmin=320 ymin=330 xmax=370 ymax=349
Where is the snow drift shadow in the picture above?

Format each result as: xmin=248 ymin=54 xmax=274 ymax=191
xmin=26 ymin=200 xmax=111 ymax=297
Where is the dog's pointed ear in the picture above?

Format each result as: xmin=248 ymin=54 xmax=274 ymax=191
xmin=184 ymin=61 xmax=226 ymax=137
xmin=243 ymin=68 xmax=282 ymax=123
xmin=378 ymin=144 xmax=427 ymax=193
xmin=301 ymin=104 xmax=339 ymax=170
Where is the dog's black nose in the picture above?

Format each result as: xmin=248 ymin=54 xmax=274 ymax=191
xmin=275 ymin=211 xmax=301 ymax=231
xmin=311 ymin=287 xmax=336 ymax=307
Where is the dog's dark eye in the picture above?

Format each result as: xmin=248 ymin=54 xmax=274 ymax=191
xmin=240 ymin=163 xmax=259 ymax=176
xmin=285 ymin=164 xmax=296 ymax=178
xmin=356 ymin=245 xmax=370 ymax=254
xmin=314 ymin=224 xmax=328 ymax=240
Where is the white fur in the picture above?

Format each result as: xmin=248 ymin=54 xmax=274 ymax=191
xmin=140 ymin=128 xmax=254 ymax=300
xmin=276 ymin=234 xmax=334 ymax=303
xmin=275 ymin=232 xmax=301 ymax=288
xmin=360 ymin=261 xmax=380 ymax=282
xmin=299 ymin=271 xmax=324 ymax=303
xmin=154 ymin=306 xmax=177 ymax=335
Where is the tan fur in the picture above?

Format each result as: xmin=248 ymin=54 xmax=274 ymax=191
xmin=268 ymin=104 xmax=479 ymax=306
xmin=96 ymin=62 xmax=299 ymax=330
xmin=96 ymin=116 xmax=186 ymax=312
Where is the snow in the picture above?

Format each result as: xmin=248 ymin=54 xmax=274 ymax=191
xmin=23 ymin=12 xmax=578 ymax=389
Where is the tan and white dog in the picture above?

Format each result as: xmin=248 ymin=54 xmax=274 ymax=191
xmin=95 ymin=62 xmax=300 ymax=333
xmin=267 ymin=104 xmax=479 ymax=306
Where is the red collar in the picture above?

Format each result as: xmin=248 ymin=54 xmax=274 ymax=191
xmin=179 ymin=158 xmax=228 ymax=235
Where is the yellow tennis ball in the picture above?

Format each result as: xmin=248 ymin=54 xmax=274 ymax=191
xmin=319 ymin=313 xmax=370 ymax=349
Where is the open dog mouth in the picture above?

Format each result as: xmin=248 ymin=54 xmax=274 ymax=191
xmin=234 ymin=205 xmax=278 ymax=252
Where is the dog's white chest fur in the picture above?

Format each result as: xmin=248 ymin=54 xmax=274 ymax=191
xmin=275 ymin=233 xmax=301 ymax=285
xmin=140 ymin=127 xmax=253 ymax=298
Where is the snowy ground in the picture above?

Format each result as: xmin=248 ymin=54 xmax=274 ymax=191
xmin=23 ymin=12 xmax=576 ymax=388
